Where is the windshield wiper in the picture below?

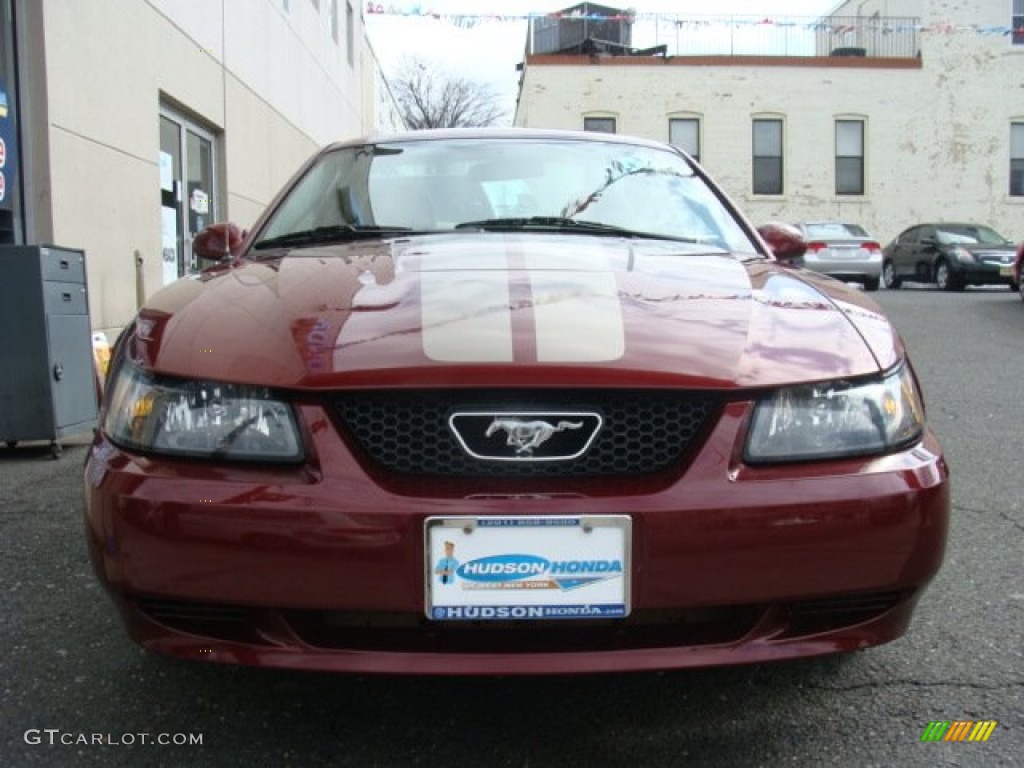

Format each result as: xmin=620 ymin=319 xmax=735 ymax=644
xmin=453 ymin=217 xmax=698 ymax=243
xmin=253 ymin=224 xmax=413 ymax=250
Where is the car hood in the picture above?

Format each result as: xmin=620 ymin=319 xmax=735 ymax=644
xmin=962 ymin=243 xmax=1016 ymax=256
xmin=133 ymin=234 xmax=901 ymax=390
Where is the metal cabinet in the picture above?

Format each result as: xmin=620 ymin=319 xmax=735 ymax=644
xmin=0 ymin=245 xmax=97 ymax=457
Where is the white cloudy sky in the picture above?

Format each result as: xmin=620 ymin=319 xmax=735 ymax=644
xmin=365 ymin=1 xmax=843 ymax=121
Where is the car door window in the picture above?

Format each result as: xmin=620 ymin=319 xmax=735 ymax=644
xmin=893 ymin=227 xmax=920 ymax=268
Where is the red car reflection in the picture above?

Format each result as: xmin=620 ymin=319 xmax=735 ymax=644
xmin=84 ymin=129 xmax=949 ymax=675
xmin=1012 ymin=241 xmax=1024 ymax=300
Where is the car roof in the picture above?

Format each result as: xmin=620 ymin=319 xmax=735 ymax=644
xmin=908 ymin=221 xmax=993 ymax=228
xmin=795 ymin=221 xmax=872 ymax=232
xmin=795 ymin=221 xmax=866 ymax=227
xmin=324 ymin=127 xmax=676 ymax=153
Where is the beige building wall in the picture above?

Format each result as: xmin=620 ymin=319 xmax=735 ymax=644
xmin=515 ymin=0 xmax=1024 ymax=248
xmin=20 ymin=0 xmax=396 ymax=336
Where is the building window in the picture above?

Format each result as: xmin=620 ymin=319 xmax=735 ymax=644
xmin=1014 ymin=0 xmax=1024 ymax=45
xmin=752 ymin=119 xmax=783 ymax=195
xmin=835 ymin=119 xmax=865 ymax=195
xmin=329 ymin=0 xmax=339 ymax=44
xmin=583 ymin=117 xmax=616 ymax=134
xmin=1011 ymin=123 xmax=1024 ymax=196
xmin=669 ymin=118 xmax=700 ymax=163
xmin=346 ymin=1 xmax=355 ymax=65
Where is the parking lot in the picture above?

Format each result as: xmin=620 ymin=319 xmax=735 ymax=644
xmin=1 ymin=286 xmax=1021 ymax=767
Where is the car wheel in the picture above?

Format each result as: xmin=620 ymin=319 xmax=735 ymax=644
xmin=935 ymin=260 xmax=962 ymax=292
xmin=881 ymin=261 xmax=901 ymax=289
xmin=863 ymin=276 xmax=880 ymax=292
xmin=1019 ymin=278 xmax=1024 ymax=303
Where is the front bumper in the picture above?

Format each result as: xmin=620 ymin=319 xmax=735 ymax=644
xmin=958 ymin=260 xmax=1015 ymax=285
xmin=84 ymin=401 xmax=949 ymax=675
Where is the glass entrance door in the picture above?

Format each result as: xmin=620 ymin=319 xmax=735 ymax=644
xmin=159 ymin=110 xmax=217 ymax=285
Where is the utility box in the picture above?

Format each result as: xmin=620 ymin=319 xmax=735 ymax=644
xmin=0 ymin=245 xmax=97 ymax=457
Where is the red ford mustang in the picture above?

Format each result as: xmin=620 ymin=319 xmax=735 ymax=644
xmin=84 ymin=129 xmax=949 ymax=675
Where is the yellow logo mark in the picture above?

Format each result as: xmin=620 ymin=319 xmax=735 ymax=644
xmin=921 ymin=720 xmax=997 ymax=742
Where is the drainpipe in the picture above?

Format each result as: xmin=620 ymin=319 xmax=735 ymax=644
xmin=134 ymin=250 xmax=145 ymax=309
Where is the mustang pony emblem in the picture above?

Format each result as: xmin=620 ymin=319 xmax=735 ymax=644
xmin=485 ymin=418 xmax=584 ymax=455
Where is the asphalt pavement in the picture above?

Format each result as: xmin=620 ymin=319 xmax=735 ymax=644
xmin=1 ymin=284 xmax=1021 ymax=767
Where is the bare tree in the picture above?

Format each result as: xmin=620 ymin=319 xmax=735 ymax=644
xmin=391 ymin=57 xmax=506 ymax=129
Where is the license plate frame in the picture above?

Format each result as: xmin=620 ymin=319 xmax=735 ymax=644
xmin=424 ymin=515 xmax=631 ymax=621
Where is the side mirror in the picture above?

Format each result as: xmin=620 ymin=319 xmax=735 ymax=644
xmin=193 ymin=222 xmax=248 ymax=260
xmin=757 ymin=222 xmax=807 ymax=263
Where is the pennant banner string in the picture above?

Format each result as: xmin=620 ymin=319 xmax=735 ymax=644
xmin=365 ymin=5 xmax=1023 ymax=37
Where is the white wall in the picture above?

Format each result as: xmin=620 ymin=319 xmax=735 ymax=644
xmin=24 ymin=0 xmax=390 ymax=335
xmin=515 ymin=0 xmax=1024 ymax=247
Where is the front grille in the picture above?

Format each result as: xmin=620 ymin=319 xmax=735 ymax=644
xmin=138 ymin=599 xmax=271 ymax=645
xmin=286 ymin=607 xmax=759 ymax=653
xmin=782 ymin=590 xmax=906 ymax=637
xmin=330 ymin=389 xmax=720 ymax=477
xmin=135 ymin=593 xmax=913 ymax=655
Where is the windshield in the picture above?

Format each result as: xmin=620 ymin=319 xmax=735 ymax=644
xmin=935 ymin=224 xmax=1009 ymax=245
xmin=255 ymin=138 xmax=757 ymax=253
xmin=804 ymin=223 xmax=869 ymax=239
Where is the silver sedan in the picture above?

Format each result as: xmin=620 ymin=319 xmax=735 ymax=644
xmin=793 ymin=221 xmax=883 ymax=291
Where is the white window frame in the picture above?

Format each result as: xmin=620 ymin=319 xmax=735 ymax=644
xmin=752 ymin=117 xmax=784 ymax=196
xmin=1011 ymin=122 xmax=1024 ymax=196
xmin=346 ymin=1 xmax=355 ymax=65
xmin=835 ymin=118 xmax=865 ymax=196
xmin=583 ymin=115 xmax=617 ymax=134
xmin=668 ymin=116 xmax=701 ymax=163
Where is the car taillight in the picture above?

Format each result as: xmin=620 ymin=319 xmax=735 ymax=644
xmin=806 ymin=241 xmax=827 ymax=253
xmin=863 ymin=241 xmax=881 ymax=253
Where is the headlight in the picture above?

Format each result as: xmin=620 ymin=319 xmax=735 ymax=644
xmin=103 ymin=362 xmax=303 ymax=461
xmin=953 ymin=246 xmax=974 ymax=264
xmin=745 ymin=365 xmax=924 ymax=463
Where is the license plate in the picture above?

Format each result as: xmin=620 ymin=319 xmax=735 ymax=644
xmin=1000 ymin=264 xmax=1015 ymax=277
xmin=424 ymin=515 xmax=631 ymax=621
xmin=830 ymin=247 xmax=858 ymax=259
